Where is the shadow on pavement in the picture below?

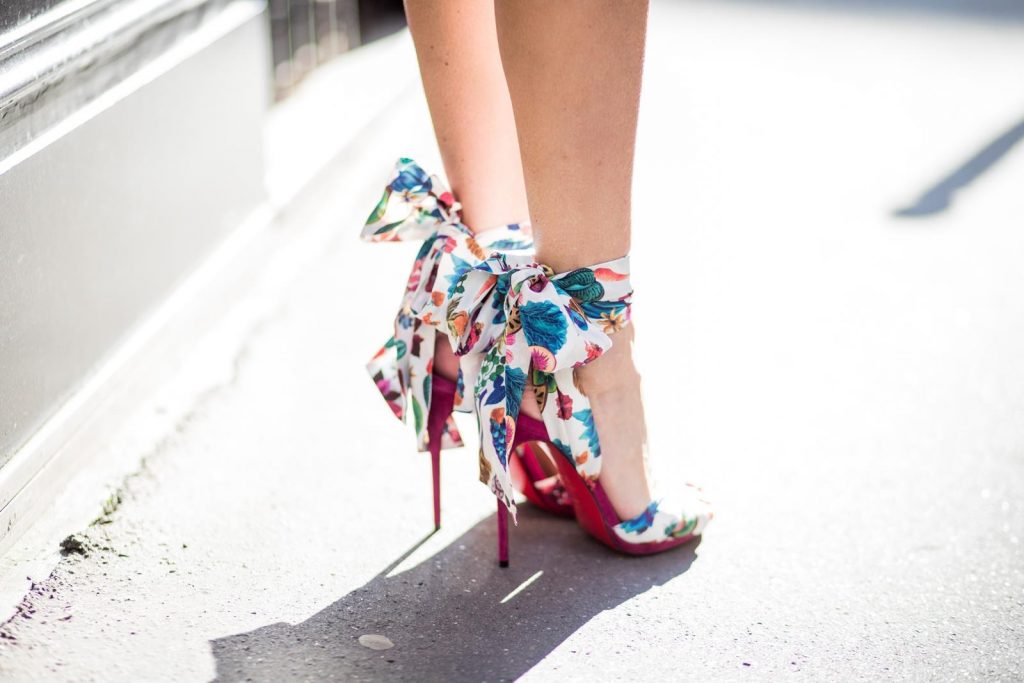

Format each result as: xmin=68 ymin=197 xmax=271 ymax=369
xmin=895 ymin=116 xmax=1024 ymax=218
xmin=209 ymin=506 xmax=700 ymax=682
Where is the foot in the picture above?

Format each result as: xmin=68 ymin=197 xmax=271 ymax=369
xmin=431 ymin=331 xmax=461 ymax=384
xmin=574 ymin=325 xmax=657 ymax=521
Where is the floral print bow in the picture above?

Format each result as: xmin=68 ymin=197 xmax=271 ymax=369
xmin=362 ymin=158 xmax=532 ymax=452
xmin=414 ymin=253 xmax=633 ymax=518
xmin=363 ymin=159 xmax=710 ymax=545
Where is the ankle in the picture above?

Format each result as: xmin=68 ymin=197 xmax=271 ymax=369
xmin=432 ymin=332 xmax=460 ymax=382
xmin=575 ymin=327 xmax=640 ymax=396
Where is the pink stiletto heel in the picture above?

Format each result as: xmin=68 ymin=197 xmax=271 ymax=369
xmin=431 ymin=449 xmax=441 ymax=530
xmin=497 ymin=499 xmax=509 ymax=568
xmin=423 ymin=378 xmax=456 ymax=528
xmin=425 ymin=375 xmax=456 ymax=531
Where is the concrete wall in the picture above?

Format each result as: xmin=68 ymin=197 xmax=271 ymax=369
xmin=0 ymin=0 xmax=271 ymax=491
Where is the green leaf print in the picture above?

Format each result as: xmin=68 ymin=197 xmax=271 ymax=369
xmin=412 ymin=396 xmax=424 ymax=436
xmin=366 ymin=188 xmax=392 ymax=225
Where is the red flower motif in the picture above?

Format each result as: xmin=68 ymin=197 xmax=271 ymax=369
xmin=557 ymin=391 xmax=573 ymax=420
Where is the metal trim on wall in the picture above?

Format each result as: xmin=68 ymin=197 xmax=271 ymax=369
xmin=0 ymin=0 xmax=238 ymax=157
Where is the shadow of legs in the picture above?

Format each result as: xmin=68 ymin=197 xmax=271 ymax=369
xmin=209 ymin=507 xmax=701 ymax=682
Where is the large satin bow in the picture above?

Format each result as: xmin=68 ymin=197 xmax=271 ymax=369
xmin=429 ymin=253 xmax=633 ymax=518
xmin=362 ymin=158 xmax=533 ymax=452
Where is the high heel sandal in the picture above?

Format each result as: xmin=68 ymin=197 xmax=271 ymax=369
xmin=414 ymin=252 xmax=713 ymax=563
xmin=361 ymin=158 xmax=574 ymax=529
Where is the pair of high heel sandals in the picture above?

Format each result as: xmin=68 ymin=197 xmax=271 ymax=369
xmin=363 ymin=158 xmax=712 ymax=566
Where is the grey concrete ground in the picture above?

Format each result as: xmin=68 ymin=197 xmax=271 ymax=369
xmin=2 ymin=1 xmax=1024 ymax=680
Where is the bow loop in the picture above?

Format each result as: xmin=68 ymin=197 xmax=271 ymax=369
xmin=361 ymin=158 xmax=464 ymax=243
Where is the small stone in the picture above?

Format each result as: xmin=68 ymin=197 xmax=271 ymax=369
xmin=358 ymin=634 xmax=394 ymax=650
xmin=59 ymin=535 xmax=88 ymax=556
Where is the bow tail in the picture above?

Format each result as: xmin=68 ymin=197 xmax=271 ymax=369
xmin=365 ymin=336 xmax=408 ymax=423
xmin=536 ymin=366 xmax=604 ymax=482
xmin=452 ymin=352 xmax=478 ymax=414
xmin=366 ymin=317 xmax=466 ymax=452
xmin=407 ymin=321 xmax=466 ymax=452
xmin=473 ymin=342 xmax=523 ymax=521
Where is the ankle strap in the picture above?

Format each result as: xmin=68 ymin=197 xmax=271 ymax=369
xmin=434 ymin=253 xmax=633 ymax=372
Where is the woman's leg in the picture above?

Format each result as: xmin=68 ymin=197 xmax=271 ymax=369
xmin=495 ymin=0 xmax=655 ymax=519
xmin=404 ymin=0 xmax=529 ymax=381
xmin=404 ymin=0 xmax=528 ymax=233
